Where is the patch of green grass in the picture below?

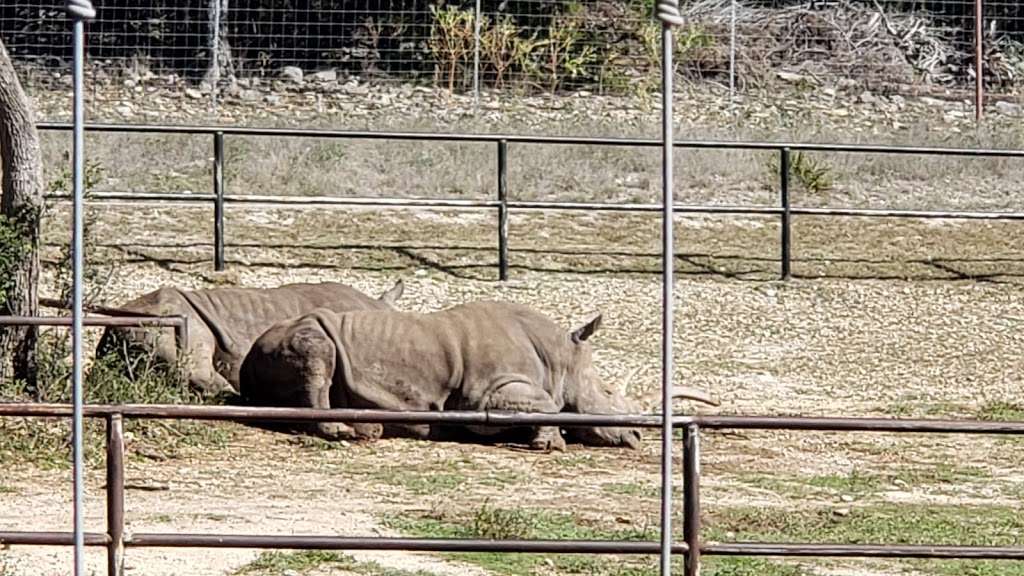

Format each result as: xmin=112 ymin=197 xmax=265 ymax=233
xmin=233 ymin=550 xmax=349 ymax=574
xmin=707 ymin=503 xmax=1024 ymax=547
xmin=602 ymin=481 xmax=659 ymax=498
xmin=233 ymin=550 xmax=440 ymax=576
xmin=703 ymin=557 xmax=807 ymax=576
xmin=805 ymin=469 xmax=883 ymax=495
xmin=977 ymin=400 xmax=1024 ymax=422
xmin=387 ymin=504 xmax=659 ymax=576
xmin=375 ymin=469 xmax=466 ymax=495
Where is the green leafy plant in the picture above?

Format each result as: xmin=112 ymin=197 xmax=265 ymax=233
xmin=429 ymin=5 xmax=475 ymax=92
xmin=769 ymin=151 xmax=835 ymax=195
xmin=481 ymin=15 xmax=522 ymax=90
xmin=539 ymin=6 xmax=596 ymax=93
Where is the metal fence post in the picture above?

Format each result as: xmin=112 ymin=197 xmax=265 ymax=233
xmin=473 ymin=0 xmax=482 ymax=106
xmin=106 ymin=414 xmax=125 ymax=576
xmin=779 ymin=147 xmax=791 ymax=280
xmin=974 ymin=0 xmax=984 ymax=122
xmin=683 ymin=423 xmax=701 ymax=576
xmin=497 ymin=139 xmax=509 ymax=281
xmin=214 ymin=131 xmax=226 ymax=271
xmin=173 ymin=315 xmax=189 ymax=354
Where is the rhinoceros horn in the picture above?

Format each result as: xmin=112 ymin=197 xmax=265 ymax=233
xmin=670 ymin=386 xmax=721 ymax=407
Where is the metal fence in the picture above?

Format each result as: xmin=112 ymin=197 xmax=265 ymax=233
xmin=3 ymin=403 xmax=1024 ymax=576
xmin=3 ymin=1 xmax=1022 ymax=119
xmin=38 ymin=121 xmax=1024 ymax=281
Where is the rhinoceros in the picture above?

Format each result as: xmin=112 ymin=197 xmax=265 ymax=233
xmin=239 ymin=301 xmax=716 ymax=450
xmin=95 ymin=280 xmax=404 ymax=396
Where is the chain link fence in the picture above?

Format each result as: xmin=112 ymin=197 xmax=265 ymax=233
xmin=1 ymin=1 xmax=1022 ymax=122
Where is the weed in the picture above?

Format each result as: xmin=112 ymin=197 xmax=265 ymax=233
xmin=233 ymin=550 xmax=437 ymax=576
xmin=429 ymin=6 xmax=474 ymax=92
xmin=602 ymin=481 xmax=659 ymax=498
xmin=233 ymin=550 xmax=349 ymax=574
xmin=977 ymin=400 xmax=1024 ymax=421
xmin=768 ymin=151 xmax=835 ymax=195
xmin=707 ymin=503 xmax=1024 ymax=547
xmin=387 ymin=505 xmax=657 ymax=576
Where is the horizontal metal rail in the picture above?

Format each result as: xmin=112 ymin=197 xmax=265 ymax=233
xmin=126 ymin=534 xmax=689 ymax=554
xmin=3 ymin=404 xmax=1024 ymax=433
xmin=702 ymin=543 xmax=1024 ymax=559
xmin=0 ymin=316 xmax=189 ymax=351
xmin=0 ymin=532 xmax=111 ymax=546
xmin=0 ymin=316 xmax=184 ymax=329
xmin=5 ymin=404 xmax=1024 ymax=574
xmin=36 ymin=122 xmax=1024 ymax=279
xmin=35 ymin=122 xmax=1024 ymax=157
xmin=44 ymin=192 xmax=1024 ymax=221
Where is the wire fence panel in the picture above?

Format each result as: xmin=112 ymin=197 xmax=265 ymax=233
xmin=2 ymin=1 xmax=1022 ymax=124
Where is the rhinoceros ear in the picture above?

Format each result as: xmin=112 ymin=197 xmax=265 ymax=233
xmin=571 ymin=313 xmax=602 ymax=343
xmin=379 ymin=279 xmax=404 ymax=307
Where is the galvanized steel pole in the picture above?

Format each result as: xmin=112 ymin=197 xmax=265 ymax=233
xmin=655 ymin=1 xmax=683 ymax=575
xmin=65 ymin=2 xmax=95 ymax=575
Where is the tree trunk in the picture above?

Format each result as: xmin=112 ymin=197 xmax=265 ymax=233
xmin=0 ymin=35 xmax=43 ymax=389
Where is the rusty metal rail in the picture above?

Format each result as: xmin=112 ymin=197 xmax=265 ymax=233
xmin=37 ymin=122 xmax=1024 ymax=280
xmin=2 ymin=403 xmax=1024 ymax=575
xmin=0 ymin=315 xmax=189 ymax=351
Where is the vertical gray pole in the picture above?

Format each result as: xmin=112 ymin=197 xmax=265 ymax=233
xmin=780 ymin=147 xmax=791 ymax=280
xmin=654 ymin=1 xmax=682 ymax=575
xmin=974 ymin=0 xmax=984 ymax=122
xmin=210 ymin=0 xmax=221 ymax=112
xmin=473 ymin=0 xmax=482 ymax=106
xmin=497 ymin=139 xmax=509 ymax=281
xmin=214 ymin=131 xmax=225 ymax=271
xmin=729 ymin=0 xmax=736 ymax=101
xmin=65 ymin=2 xmax=96 ymax=575
xmin=682 ymin=424 xmax=702 ymax=576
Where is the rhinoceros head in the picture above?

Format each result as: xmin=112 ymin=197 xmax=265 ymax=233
xmin=558 ymin=313 xmax=643 ymax=448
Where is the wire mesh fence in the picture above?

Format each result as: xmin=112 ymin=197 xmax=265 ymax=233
xmin=2 ymin=1 xmax=1022 ymax=123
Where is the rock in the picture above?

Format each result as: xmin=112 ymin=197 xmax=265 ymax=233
xmin=920 ymin=96 xmax=947 ymax=108
xmin=114 ymin=105 xmax=134 ymax=117
xmin=264 ymin=94 xmax=282 ymax=105
xmin=239 ymin=89 xmax=260 ymax=102
xmin=834 ymin=507 xmax=851 ymax=517
xmin=893 ymin=478 xmax=908 ymax=488
xmin=184 ymin=88 xmax=203 ymax=99
xmin=309 ymin=69 xmax=337 ymax=83
xmin=995 ymin=101 xmax=1022 ymax=116
xmin=859 ymin=90 xmax=875 ymax=104
xmin=840 ymin=494 xmax=854 ymax=502
xmin=777 ymin=71 xmax=815 ymax=85
xmin=280 ymin=66 xmax=304 ymax=83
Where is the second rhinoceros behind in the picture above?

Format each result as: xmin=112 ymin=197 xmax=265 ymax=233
xmin=240 ymin=300 xmax=691 ymax=450
xmin=95 ymin=280 xmax=404 ymax=396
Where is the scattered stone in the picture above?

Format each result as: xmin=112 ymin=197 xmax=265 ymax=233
xmin=239 ymin=89 xmax=260 ymax=102
xmin=280 ymin=66 xmax=304 ymax=83
xmin=184 ymin=87 xmax=203 ymax=99
xmin=995 ymin=101 xmax=1022 ymax=116
xmin=834 ymin=507 xmax=851 ymax=517
xmin=893 ymin=478 xmax=909 ymax=488
xmin=858 ymin=90 xmax=875 ymax=104
xmin=264 ymin=94 xmax=281 ymax=105
xmin=919 ymin=96 xmax=947 ymax=108
xmin=777 ymin=71 xmax=815 ymax=84
xmin=309 ymin=69 xmax=337 ymax=83
xmin=114 ymin=104 xmax=134 ymax=117
xmin=840 ymin=494 xmax=854 ymax=502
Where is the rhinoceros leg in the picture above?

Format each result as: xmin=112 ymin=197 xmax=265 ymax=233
xmin=471 ymin=380 xmax=566 ymax=451
xmin=242 ymin=319 xmax=381 ymax=442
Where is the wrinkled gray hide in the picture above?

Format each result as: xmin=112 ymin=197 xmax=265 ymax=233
xmin=95 ymin=280 xmax=404 ymax=395
xmin=240 ymin=301 xmax=642 ymax=450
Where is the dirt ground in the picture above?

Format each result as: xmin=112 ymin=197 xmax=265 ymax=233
xmin=3 ymin=200 xmax=1024 ymax=575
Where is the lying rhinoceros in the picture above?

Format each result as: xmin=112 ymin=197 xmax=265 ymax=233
xmin=95 ymin=280 xmax=404 ymax=396
xmin=239 ymin=301 xmax=715 ymax=450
